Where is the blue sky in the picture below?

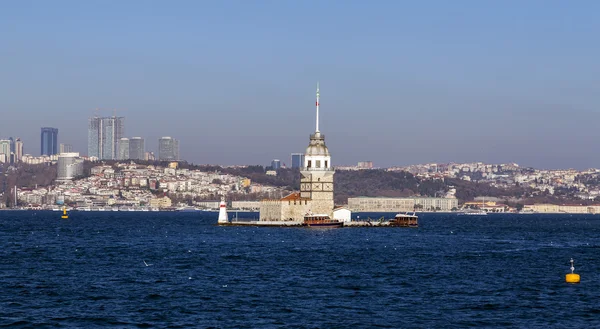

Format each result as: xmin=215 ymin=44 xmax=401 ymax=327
xmin=1 ymin=0 xmax=599 ymax=169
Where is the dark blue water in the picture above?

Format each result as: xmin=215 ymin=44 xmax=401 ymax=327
xmin=1 ymin=211 xmax=599 ymax=328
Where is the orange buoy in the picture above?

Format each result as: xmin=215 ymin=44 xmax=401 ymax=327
xmin=565 ymin=258 xmax=580 ymax=283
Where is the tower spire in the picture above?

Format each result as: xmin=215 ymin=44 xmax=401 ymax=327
xmin=315 ymin=82 xmax=320 ymax=133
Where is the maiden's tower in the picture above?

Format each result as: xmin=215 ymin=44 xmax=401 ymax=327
xmin=259 ymin=84 xmax=335 ymax=221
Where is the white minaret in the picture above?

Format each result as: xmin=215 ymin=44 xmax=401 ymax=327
xmin=218 ymin=198 xmax=229 ymax=224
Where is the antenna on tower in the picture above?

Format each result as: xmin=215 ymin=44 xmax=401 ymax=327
xmin=316 ymin=82 xmax=320 ymax=133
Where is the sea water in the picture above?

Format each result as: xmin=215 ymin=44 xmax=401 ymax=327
xmin=1 ymin=211 xmax=599 ymax=328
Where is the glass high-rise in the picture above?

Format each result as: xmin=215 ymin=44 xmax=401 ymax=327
xmin=87 ymin=116 xmax=125 ymax=159
xmin=129 ymin=137 xmax=145 ymax=160
xmin=40 ymin=127 xmax=58 ymax=156
xmin=118 ymin=138 xmax=130 ymax=160
xmin=291 ymin=153 xmax=305 ymax=169
xmin=271 ymin=159 xmax=281 ymax=170
xmin=158 ymin=137 xmax=179 ymax=161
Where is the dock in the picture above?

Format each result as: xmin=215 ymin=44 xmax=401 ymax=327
xmin=221 ymin=217 xmax=416 ymax=228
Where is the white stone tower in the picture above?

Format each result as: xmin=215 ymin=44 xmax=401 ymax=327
xmin=218 ymin=198 xmax=229 ymax=224
xmin=300 ymin=83 xmax=335 ymax=217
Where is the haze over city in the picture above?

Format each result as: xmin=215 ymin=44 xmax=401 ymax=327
xmin=2 ymin=1 xmax=600 ymax=169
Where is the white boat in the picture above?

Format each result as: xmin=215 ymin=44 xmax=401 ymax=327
xmin=458 ymin=209 xmax=487 ymax=216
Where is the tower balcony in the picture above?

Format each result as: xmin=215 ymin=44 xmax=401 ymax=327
xmin=302 ymin=167 xmax=335 ymax=171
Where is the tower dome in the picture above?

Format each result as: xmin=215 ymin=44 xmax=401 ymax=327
xmin=305 ymin=132 xmax=330 ymax=157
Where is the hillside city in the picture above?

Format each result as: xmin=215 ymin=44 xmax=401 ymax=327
xmin=3 ymin=155 xmax=600 ymax=213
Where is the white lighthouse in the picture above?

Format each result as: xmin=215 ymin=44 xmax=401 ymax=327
xmin=218 ymin=198 xmax=229 ymax=224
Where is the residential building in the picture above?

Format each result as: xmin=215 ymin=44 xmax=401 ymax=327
xmin=88 ymin=116 xmax=125 ymax=159
xmin=14 ymin=138 xmax=23 ymax=162
xmin=357 ymin=161 xmax=374 ymax=169
xmin=56 ymin=153 xmax=84 ymax=182
xmin=291 ymin=153 xmax=304 ymax=169
xmin=59 ymin=143 xmax=73 ymax=154
xmin=41 ymin=127 xmax=59 ymax=155
xmin=0 ymin=140 xmax=10 ymax=162
xmin=158 ymin=137 xmax=179 ymax=161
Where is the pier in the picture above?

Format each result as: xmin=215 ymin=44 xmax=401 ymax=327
xmin=222 ymin=216 xmax=417 ymax=228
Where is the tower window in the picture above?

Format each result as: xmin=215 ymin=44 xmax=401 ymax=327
xmin=307 ymin=160 xmax=312 ymax=168
xmin=325 ymin=160 xmax=328 ymax=168
xmin=316 ymin=160 xmax=321 ymax=168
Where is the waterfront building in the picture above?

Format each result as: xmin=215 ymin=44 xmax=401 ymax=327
xmin=260 ymin=83 xmax=335 ymax=221
xmin=347 ymin=197 xmax=458 ymax=212
xmin=271 ymin=159 xmax=281 ymax=170
xmin=158 ymin=137 xmax=179 ymax=161
xmin=118 ymin=138 xmax=130 ymax=160
xmin=59 ymin=143 xmax=73 ymax=154
xmin=129 ymin=137 xmax=145 ymax=160
xmin=88 ymin=116 xmax=125 ymax=160
xmin=291 ymin=153 xmax=304 ymax=169
xmin=40 ymin=127 xmax=58 ymax=156
xmin=56 ymin=152 xmax=84 ymax=182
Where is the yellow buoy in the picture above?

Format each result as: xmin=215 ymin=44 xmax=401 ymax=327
xmin=565 ymin=258 xmax=580 ymax=283
xmin=61 ymin=206 xmax=69 ymax=219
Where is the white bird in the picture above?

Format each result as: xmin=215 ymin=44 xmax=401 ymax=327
xmin=143 ymin=260 xmax=153 ymax=267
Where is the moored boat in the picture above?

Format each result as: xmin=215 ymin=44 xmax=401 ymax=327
xmin=389 ymin=212 xmax=419 ymax=227
xmin=303 ymin=213 xmax=343 ymax=228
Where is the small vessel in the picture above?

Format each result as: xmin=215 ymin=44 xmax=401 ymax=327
xmin=457 ymin=209 xmax=487 ymax=216
xmin=303 ymin=213 xmax=343 ymax=228
xmin=389 ymin=212 xmax=418 ymax=227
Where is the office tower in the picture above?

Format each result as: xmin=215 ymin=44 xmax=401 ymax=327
xmin=87 ymin=116 xmax=125 ymax=159
xmin=59 ymin=143 xmax=73 ymax=154
xmin=271 ymin=159 xmax=281 ymax=170
xmin=14 ymin=138 xmax=23 ymax=162
xmin=41 ymin=127 xmax=59 ymax=156
xmin=145 ymin=151 xmax=155 ymax=161
xmin=158 ymin=137 xmax=179 ymax=161
xmin=56 ymin=153 xmax=84 ymax=182
xmin=129 ymin=137 xmax=145 ymax=160
xmin=291 ymin=153 xmax=304 ymax=169
xmin=118 ymin=138 xmax=130 ymax=160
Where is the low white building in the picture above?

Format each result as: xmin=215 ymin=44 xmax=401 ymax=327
xmin=333 ymin=207 xmax=352 ymax=222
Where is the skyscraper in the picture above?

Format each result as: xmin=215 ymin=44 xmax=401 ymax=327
xmin=0 ymin=140 xmax=10 ymax=161
xmin=129 ymin=137 xmax=145 ymax=160
xmin=14 ymin=138 xmax=23 ymax=162
xmin=271 ymin=159 xmax=281 ymax=170
xmin=158 ymin=137 xmax=179 ymax=161
xmin=87 ymin=116 xmax=125 ymax=159
xmin=291 ymin=153 xmax=305 ymax=169
xmin=118 ymin=138 xmax=130 ymax=160
xmin=41 ymin=127 xmax=59 ymax=156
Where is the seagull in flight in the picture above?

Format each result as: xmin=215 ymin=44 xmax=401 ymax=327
xmin=143 ymin=260 xmax=153 ymax=267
